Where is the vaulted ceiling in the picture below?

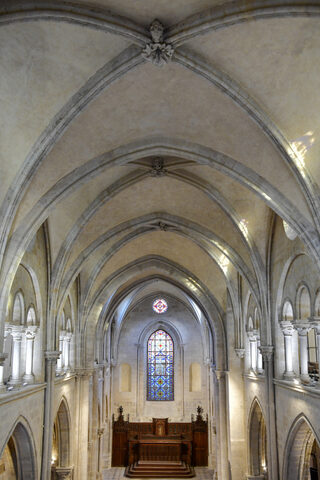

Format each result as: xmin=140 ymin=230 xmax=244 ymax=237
xmin=1 ymin=1 xmax=320 ymax=348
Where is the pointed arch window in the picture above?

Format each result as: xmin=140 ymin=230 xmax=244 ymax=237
xmin=147 ymin=329 xmax=174 ymax=401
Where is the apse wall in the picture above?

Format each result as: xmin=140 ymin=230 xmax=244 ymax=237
xmin=113 ymin=295 xmax=208 ymax=422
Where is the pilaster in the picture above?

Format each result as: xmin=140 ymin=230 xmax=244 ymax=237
xmin=41 ymin=351 xmax=60 ymax=480
xmin=259 ymin=346 xmax=278 ymax=480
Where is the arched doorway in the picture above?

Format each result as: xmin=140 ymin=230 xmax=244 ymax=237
xmin=284 ymin=416 xmax=320 ymax=480
xmin=0 ymin=421 xmax=36 ymax=479
xmin=51 ymin=399 xmax=73 ymax=479
xmin=248 ymin=399 xmax=267 ymax=478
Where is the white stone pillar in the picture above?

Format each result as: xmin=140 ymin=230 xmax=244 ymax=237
xmin=310 ymin=321 xmax=320 ymax=387
xmin=295 ymin=323 xmax=311 ymax=383
xmin=41 ymin=351 xmax=60 ymax=479
xmin=23 ymin=325 xmax=38 ymax=384
xmin=56 ymin=330 xmax=66 ymax=374
xmin=63 ymin=333 xmax=72 ymax=372
xmin=280 ymin=321 xmax=295 ymax=380
xmin=8 ymin=325 xmax=24 ymax=387
xmin=214 ymin=370 xmax=229 ymax=480
xmin=248 ymin=330 xmax=258 ymax=373
xmin=0 ymin=353 xmax=8 ymax=393
xmin=259 ymin=346 xmax=278 ymax=480
xmin=256 ymin=336 xmax=263 ymax=374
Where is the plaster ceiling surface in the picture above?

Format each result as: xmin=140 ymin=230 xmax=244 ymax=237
xmin=38 ymin=166 xmax=133 ymax=261
xmin=184 ymin=165 xmax=273 ymax=258
xmin=66 ymin=176 xmax=252 ymax=266
xmin=189 ymin=16 xmax=320 ymax=182
xmin=90 ymin=232 xmax=227 ymax=302
xmin=18 ymin=60 xmax=309 ymax=222
xmin=2 ymin=1 xmax=320 ymax=331
xmin=73 ymin=0 xmax=232 ymax=26
xmin=0 ymin=21 xmax=130 ymax=206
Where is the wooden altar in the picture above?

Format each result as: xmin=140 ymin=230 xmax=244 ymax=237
xmin=112 ymin=407 xmax=208 ymax=478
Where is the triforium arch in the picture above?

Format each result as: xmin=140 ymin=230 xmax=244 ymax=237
xmin=283 ymin=414 xmax=320 ymax=480
xmin=0 ymin=417 xmax=37 ymax=480
xmin=248 ymin=398 xmax=267 ymax=478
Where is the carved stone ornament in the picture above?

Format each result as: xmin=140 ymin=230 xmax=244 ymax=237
xmin=142 ymin=20 xmax=174 ymax=66
xmin=158 ymin=222 xmax=168 ymax=231
xmin=149 ymin=157 xmax=168 ymax=177
xmin=235 ymin=348 xmax=245 ymax=359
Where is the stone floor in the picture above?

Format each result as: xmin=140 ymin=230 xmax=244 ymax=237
xmin=103 ymin=467 xmax=215 ymax=480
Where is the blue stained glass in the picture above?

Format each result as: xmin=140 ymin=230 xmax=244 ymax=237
xmin=147 ymin=329 xmax=174 ymax=401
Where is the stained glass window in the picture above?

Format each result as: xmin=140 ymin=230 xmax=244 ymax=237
xmin=147 ymin=329 xmax=174 ymax=401
xmin=152 ymin=298 xmax=168 ymax=314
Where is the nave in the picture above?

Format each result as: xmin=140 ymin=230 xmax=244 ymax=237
xmin=0 ymin=1 xmax=320 ymax=479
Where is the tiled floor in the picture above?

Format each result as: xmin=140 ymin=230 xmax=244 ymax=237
xmin=103 ymin=467 xmax=215 ymax=480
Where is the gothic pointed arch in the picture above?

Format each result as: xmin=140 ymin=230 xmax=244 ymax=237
xmin=248 ymin=398 xmax=267 ymax=477
xmin=283 ymin=414 xmax=320 ymax=480
xmin=0 ymin=417 xmax=37 ymax=480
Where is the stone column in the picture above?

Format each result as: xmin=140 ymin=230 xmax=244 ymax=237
xmin=256 ymin=336 xmax=264 ymax=374
xmin=75 ymin=369 xmax=93 ymax=480
xmin=8 ymin=325 xmax=24 ymax=387
xmin=0 ymin=353 xmax=8 ymax=392
xmin=248 ymin=330 xmax=258 ymax=373
xmin=311 ymin=322 xmax=320 ymax=388
xmin=294 ymin=324 xmax=311 ymax=383
xmin=56 ymin=330 xmax=66 ymax=374
xmin=214 ymin=370 xmax=229 ymax=480
xmin=280 ymin=321 xmax=295 ymax=380
xmin=23 ymin=325 xmax=38 ymax=384
xmin=63 ymin=333 xmax=72 ymax=372
xmin=41 ymin=351 xmax=60 ymax=480
xmin=259 ymin=346 xmax=278 ymax=480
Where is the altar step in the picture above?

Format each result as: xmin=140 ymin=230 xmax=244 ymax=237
xmin=125 ymin=460 xmax=195 ymax=478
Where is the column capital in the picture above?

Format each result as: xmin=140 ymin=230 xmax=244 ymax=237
xmin=234 ymin=348 xmax=245 ymax=359
xmin=55 ymin=466 xmax=74 ymax=479
xmin=26 ymin=325 xmax=38 ymax=339
xmin=259 ymin=345 xmax=274 ymax=361
xmin=310 ymin=319 xmax=320 ymax=333
xmin=75 ymin=367 xmax=94 ymax=377
xmin=214 ymin=370 xmax=227 ymax=381
xmin=44 ymin=350 xmax=61 ymax=363
xmin=294 ymin=322 xmax=312 ymax=335
xmin=280 ymin=320 xmax=294 ymax=335
xmin=247 ymin=329 xmax=258 ymax=340
xmin=0 ymin=352 xmax=8 ymax=366
xmin=10 ymin=324 xmax=25 ymax=340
